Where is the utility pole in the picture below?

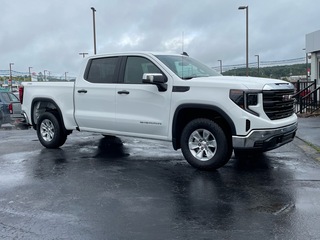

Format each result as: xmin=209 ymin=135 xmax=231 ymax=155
xmin=238 ymin=6 xmax=249 ymax=76
xmin=255 ymin=55 xmax=260 ymax=76
xmin=44 ymin=70 xmax=48 ymax=81
xmin=91 ymin=7 xmax=97 ymax=55
xmin=9 ymin=63 xmax=14 ymax=90
xmin=28 ymin=67 xmax=32 ymax=81
xmin=303 ymin=48 xmax=309 ymax=81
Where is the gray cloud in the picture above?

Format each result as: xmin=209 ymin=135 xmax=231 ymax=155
xmin=0 ymin=0 xmax=318 ymax=77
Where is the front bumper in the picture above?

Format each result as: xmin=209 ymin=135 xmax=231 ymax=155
xmin=232 ymin=122 xmax=298 ymax=151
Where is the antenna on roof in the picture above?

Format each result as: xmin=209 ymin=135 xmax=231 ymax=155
xmin=181 ymin=31 xmax=189 ymax=56
xmin=182 ymin=31 xmax=184 ymax=53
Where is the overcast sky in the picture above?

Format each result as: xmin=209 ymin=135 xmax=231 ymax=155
xmin=1 ymin=0 xmax=319 ymax=77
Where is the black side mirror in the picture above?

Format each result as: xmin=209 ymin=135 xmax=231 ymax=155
xmin=142 ymin=73 xmax=167 ymax=92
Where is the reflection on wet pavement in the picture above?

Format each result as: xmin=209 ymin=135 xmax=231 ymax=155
xmin=0 ymin=130 xmax=320 ymax=239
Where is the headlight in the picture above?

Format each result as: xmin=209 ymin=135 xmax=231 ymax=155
xmin=247 ymin=93 xmax=258 ymax=106
xmin=229 ymin=89 xmax=260 ymax=116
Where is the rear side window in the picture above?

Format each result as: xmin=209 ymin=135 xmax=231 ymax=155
xmin=86 ymin=57 xmax=119 ymax=83
xmin=8 ymin=93 xmax=19 ymax=102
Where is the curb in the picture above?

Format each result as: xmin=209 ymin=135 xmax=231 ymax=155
xmin=295 ymin=136 xmax=320 ymax=162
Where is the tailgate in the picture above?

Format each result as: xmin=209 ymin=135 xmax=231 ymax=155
xmin=11 ymin=101 xmax=22 ymax=115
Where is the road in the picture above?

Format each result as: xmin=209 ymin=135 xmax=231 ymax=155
xmin=0 ymin=127 xmax=320 ymax=240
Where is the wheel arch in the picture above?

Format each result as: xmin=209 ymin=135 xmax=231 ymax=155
xmin=172 ymin=104 xmax=236 ymax=150
xmin=31 ymin=98 xmax=67 ymax=132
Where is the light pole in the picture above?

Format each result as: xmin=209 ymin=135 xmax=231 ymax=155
xmin=9 ymin=63 xmax=14 ymax=90
xmin=255 ymin=54 xmax=259 ymax=76
xmin=238 ymin=6 xmax=249 ymax=76
xmin=91 ymin=7 xmax=97 ymax=55
xmin=79 ymin=52 xmax=89 ymax=58
xmin=28 ymin=67 xmax=32 ymax=81
xmin=303 ymin=48 xmax=308 ymax=80
xmin=218 ymin=60 xmax=222 ymax=74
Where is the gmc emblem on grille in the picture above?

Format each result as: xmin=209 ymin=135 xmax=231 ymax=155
xmin=282 ymin=94 xmax=292 ymax=101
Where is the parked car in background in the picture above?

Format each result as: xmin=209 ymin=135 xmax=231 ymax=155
xmin=0 ymin=89 xmax=23 ymax=127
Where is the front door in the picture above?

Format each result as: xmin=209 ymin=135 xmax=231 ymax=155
xmin=115 ymin=56 xmax=172 ymax=139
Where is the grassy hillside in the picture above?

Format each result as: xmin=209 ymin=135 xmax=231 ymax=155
xmin=223 ymin=63 xmax=310 ymax=79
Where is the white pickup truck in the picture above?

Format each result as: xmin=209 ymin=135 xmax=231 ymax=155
xmin=20 ymin=52 xmax=297 ymax=170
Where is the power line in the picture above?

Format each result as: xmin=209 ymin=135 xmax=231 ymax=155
xmin=212 ymin=57 xmax=306 ymax=71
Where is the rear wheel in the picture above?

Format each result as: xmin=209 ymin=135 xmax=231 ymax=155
xmin=37 ymin=112 xmax=67 ymax=148
xmin=180 ymin=118 xmax=231 ymax=170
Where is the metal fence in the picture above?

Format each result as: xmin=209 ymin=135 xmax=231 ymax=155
xmin=293 ymin=79 xmax=320 ymax=114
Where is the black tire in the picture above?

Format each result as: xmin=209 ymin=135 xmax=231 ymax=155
xmin=36 ymin=112 xmax=67 ymax=148
xmin=180 ymin=118 xmax=231 ymax=170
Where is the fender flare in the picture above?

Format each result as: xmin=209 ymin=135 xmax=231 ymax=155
xmin=171 ymin=103 xmax=236 ymax=150
xmin=31 ymin=98 xmax=66 ymax=131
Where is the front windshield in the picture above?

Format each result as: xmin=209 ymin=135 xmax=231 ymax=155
xmin=155 ymin=55 xmax=221 ymax=79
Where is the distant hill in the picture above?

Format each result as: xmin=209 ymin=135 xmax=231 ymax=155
xmin=223 ymin=63 xmax=310 ymax=80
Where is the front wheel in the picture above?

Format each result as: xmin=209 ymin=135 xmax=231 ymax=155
xmin=180 ymin=118 xmax=231 ymax=170
xmin=37 ymin=112 xmax=67 ymax=148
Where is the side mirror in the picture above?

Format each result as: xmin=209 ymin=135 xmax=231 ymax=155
xmin=142 ymin=73 xmax=167 ymax=92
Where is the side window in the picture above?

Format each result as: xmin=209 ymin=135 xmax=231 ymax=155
xmin=124 ymin=56 xmax=161 ymax=84
xmin=2 ymin=93 xmax=11 ymax=102
xmin=86 ymin=57 xmax=119 ymax=83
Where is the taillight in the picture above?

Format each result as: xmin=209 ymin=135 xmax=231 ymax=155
xmin=19 ymin=85 xmax=24 ymax=104
xmin=9 ymin=103 xmax=13 ymax=114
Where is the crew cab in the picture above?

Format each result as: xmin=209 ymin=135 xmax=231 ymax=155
xmin=20 ymin=52 xmax=297 ymax=170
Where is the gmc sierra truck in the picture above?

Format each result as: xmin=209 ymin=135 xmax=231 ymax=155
xmin=20 ymin=52 xmax=297 ymax=170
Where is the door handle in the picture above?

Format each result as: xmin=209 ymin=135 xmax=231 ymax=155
xmin=117 ymin=90 xmax=130 ymax=95
xmin=78 ymin=89 xmax=88 ymax=93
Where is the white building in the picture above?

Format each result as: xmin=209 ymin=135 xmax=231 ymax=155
xmin=306 ymin=30 xmax=320 ymax=85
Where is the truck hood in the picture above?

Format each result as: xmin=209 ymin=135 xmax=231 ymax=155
xmin=185 ymin=75 xmax=293 ymax=90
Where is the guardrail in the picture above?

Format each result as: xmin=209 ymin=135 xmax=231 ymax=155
xmin=293 ymin=79 xmax=320 ymax=114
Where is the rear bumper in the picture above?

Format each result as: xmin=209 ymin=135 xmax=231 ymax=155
xmin=10 ymin=112 xmax=30 ymax=128
xmin=232 ymin=122 xmax=298 ymax=151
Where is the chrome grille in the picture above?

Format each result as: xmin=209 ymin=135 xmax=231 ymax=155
xmin=263 ymin=89 xmax=295 ymax=120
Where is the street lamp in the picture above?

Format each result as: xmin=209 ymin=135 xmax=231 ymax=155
xmin=218 ymin=60 xmax=222 ymax=74
xmin=255 ymin=54 xmax=259 ymax=76
xmin=9 ymin=63 xmax=14 ymax=90
xmin=91 ymin=7 xmax=97 ymax=55
xmin=238 ymin=5 xmax=249 ymax=77
xmin=79 ymin=52 xmax=89 ymax=58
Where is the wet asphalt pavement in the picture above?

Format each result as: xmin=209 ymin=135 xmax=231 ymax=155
xmin=1 ymin=120 xmax=320 ymax=240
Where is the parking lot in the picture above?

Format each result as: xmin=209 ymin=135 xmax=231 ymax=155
xmin=1 ymin=125 xmax=320 ymax=240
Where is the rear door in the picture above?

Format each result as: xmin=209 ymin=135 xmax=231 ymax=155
xmin=74 ymin=56 xmax=121 ymax=132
